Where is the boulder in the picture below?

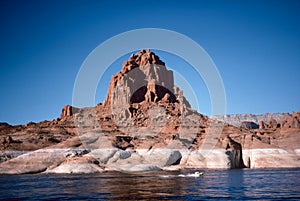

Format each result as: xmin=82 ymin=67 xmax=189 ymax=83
xmin=87 ymin=148 xmax=117 ymax=164
xmin=142 ymin=149 xmax=182 ymax=167
xmin=185 ymin=149 xmax=230 ymax=169
xmin=0 ymin=149 xmax=68 ymax=174
xmin=46 ymin=155 xmax=103 ymax=174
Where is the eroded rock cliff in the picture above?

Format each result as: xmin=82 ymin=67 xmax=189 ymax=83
xmin=0 ymin=50 xmax=299 ymax=174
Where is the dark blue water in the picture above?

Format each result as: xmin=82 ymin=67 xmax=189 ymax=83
xmin=0 ymin=169 xmax=299 ymax=200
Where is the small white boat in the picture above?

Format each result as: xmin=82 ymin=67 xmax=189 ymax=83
xmin=178 ymin=171 xmax=203 ymax=177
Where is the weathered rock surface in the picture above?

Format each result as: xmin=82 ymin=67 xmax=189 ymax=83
xmin=211 ymin=113 xmax=286 ymax=127
xmin=61 ymin=105 xmax=79 ymax=118
xmin=243 ymin=148 xmax=300 ymax=168
xmin=0 ymin=149 xmax=68 ymax=174
xmin=46 ymin=154 xmax=104 ymax=174
xmin=257 ymin=111 xmax=300 ymax=131
xmin=0 ymin=50 xmax=299 ymax=174
xmin=240 ymin=121 xmax=259 ymax=129
xmin=279 ymin=112 xmax=300 ymax=130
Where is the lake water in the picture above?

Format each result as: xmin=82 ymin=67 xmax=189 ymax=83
xmin=1 ymin=169 xmax=299 ymax=200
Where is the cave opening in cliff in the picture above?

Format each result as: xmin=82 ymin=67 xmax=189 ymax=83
xmin=130 ymin=85 xmax=177 ymax=104
xmin=150 ymin=92 xmax=155 ymax=102
xmin=130 ymin=86 xmax=147 ymax=103
xmin=155 ymin=85 xmax=177 ymax=103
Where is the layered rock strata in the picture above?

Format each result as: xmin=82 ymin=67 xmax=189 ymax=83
xmin=0 ymin=50 xmax=299 ymax=174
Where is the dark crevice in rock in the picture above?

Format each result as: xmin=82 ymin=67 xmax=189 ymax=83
xmin=171 ymin=157 xmax=182 ymax=166
xmin=225 ymin=137 xmax=246 ymax=169
xmin=130 ymin=86 xmax=147 ymax=103
xmin=113 ymin=136 xmax=134 ymax=150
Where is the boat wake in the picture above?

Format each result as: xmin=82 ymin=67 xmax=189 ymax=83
xmin=158 ymin=171 xmax=204 ymax=178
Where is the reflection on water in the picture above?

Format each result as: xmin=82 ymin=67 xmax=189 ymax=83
xmin=106 ymin=172 xmax=184 ymax=200
xmin=1 ymin=169 xmax=300 ymax=200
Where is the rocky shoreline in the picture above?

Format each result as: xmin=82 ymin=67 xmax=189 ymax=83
xmin=1 ymin=146 xmax=299 ymax=174
xmin=1 ymin=50 xmax=299 ymax=174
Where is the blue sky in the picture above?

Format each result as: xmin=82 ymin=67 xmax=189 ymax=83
xmin=1 ymin=0 xmax=300 ymax=125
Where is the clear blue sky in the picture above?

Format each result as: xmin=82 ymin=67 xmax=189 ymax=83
xmin=1 ymin=0 xmax=300 ymax=125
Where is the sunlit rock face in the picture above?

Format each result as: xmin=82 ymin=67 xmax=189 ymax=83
xmin=104 ymin=49 xmax=175 ymax=107
xmin=0 ymin=50 xmax=300 ymax=174
xmin=102 ymin=49 xmax=191 ymax=128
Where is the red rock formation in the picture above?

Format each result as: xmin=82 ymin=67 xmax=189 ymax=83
xmin=99 ymin=49 xmax=192 ymax=129
xmin=268 ymin=118 xmax=279 ymax=128
xmin=1 ymin=50 xmax=300 ymax=173
xmin=212 ymin=113 xmax=286 ymax=127
xmin=258 ymin=111 xmax=300 ymax=130
xmin=61 ymin=105 xmax=79 ymax=118
xmin=280 ymin=111 xmax=300 ymax=129
xmin=259 ymin=120 xmax=266 ymax=129
xmin=103 ymin=50 xmax=182 ymax=107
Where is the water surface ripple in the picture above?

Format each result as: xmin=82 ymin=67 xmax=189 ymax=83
xmin=1 ymin=169 xmax=299 ymax=200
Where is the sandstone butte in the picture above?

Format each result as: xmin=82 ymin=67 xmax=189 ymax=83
xmin=0 ymin=49 xmax=300 ymax=174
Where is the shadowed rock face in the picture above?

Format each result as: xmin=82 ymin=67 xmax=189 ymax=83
xmin=224 ymin=137 xmax=246 ymax=168
xmin=0 ymin=122 xmax=10 ymax=127
xmin=0 ymin=50 xmax=300 ymax=174
xmin=241 ymin=121 xmax=259 ymax=130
